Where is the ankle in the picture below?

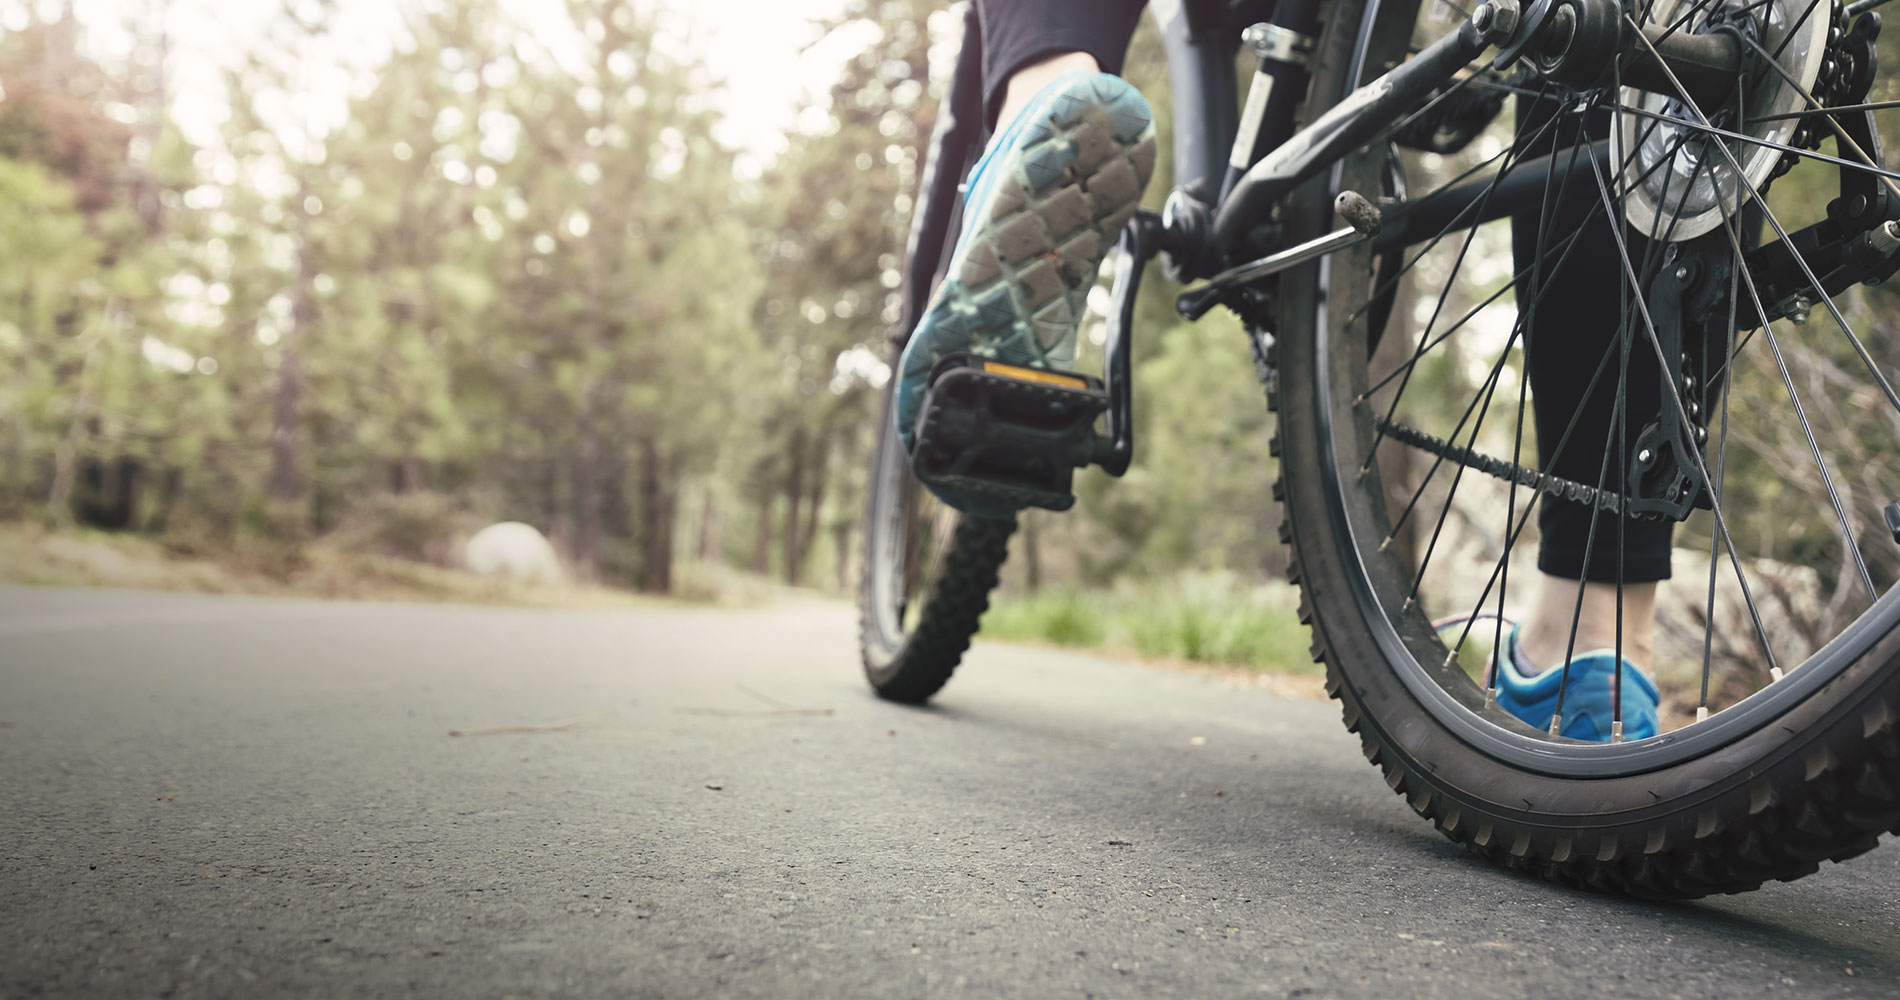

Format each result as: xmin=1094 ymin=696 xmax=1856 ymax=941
xmin=993 ymin=52 xmax=1102 ymax=136
xmin=1517 ymin=622 xmax=1654 ymax=675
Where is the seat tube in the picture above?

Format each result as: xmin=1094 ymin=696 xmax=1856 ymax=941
xmin=1218 ymin=0 xmax=1326 ymax=204
xmin=1154 ymin=1 xmax=1241 ymax=195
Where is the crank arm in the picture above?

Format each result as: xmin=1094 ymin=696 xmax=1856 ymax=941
xmin=1178 ymin=191 xmax=1384 ymax=320
xmin=1096 ymin=211 xmax=1164 ymax=477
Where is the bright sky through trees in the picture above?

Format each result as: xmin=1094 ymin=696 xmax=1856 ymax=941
xmin=15 ymin=0 xmax=863 ymax=164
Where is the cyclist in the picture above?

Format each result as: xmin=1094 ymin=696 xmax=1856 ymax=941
xmin=893 ymin=0 xmax=1668 ymax=742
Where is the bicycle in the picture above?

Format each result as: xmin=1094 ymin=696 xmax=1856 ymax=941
xmin=859 ymin=0 xmax=1900 ymax=897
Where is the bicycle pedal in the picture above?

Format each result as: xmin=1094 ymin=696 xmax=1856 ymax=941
xmin=909 ymin=353 xmax=1110 ymax=512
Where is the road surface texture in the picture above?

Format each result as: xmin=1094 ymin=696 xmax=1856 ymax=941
xmin=3 ymin=586 xmax=1898 ymax=999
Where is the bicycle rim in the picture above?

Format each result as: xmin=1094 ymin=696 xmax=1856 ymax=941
xmin=1290 ymin=0 xmax=1900 ymax=769
xmin=1264 ymin=0 xmax=1900 ymax=894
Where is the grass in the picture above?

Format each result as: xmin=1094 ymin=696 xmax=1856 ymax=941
xmin=981 ymin=572 xmax=1319 ymax=675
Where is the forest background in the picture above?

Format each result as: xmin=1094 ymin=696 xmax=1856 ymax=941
xmin=3 ymin=0 xmax=1892 ymax=677
xmin=0 ymin=0 xmax=1281 ymax=615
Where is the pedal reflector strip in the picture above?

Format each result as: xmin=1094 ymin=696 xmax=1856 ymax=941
xmin=981 ymin=361 xmax=1088 ymax=389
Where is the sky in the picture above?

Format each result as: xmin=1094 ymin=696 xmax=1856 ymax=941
xmin=11 ymin=0 xmax=870 ymax=161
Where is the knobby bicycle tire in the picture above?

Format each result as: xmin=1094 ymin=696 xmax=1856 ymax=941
xmin=858 ymin=368 xmax=1017 ymax=704
xmin=1270 ymin=0 xmax=1900 ymax=895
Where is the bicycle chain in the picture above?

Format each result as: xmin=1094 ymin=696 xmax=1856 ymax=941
xmin=1374 ymin=417 xmax=1638 ymax=516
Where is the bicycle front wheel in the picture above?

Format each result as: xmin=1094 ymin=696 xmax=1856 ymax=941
xmin=859 ymin=374 xmax=1015 ymax=703
xmin=1273 ymin=0 xmax=1900 ymax=895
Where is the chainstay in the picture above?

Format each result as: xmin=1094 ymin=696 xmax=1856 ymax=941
xmin=1374 ymin=418 xmax=1631 ymax=516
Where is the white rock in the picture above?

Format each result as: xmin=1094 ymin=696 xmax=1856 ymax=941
xmin=464 ymin=522 xmax=563 ymax=584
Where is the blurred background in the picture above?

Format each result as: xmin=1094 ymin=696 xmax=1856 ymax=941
xmin=3 ymin=0 xmax=1894 ymax=703
xmin=0 ymin=0 xmax=1275 ymax=625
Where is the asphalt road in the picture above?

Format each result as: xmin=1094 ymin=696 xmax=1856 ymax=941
xmin=3 ymin=586 xmax=1898 ymax=1000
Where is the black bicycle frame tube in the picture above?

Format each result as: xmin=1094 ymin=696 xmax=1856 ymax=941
xmin=1372 ymin=141 xmax=1612 ymax=252
xmin=1154 ymin=0 xmax=1244 ymax=195
xmin=1212 ymin=17 xmax=1491 ymax=249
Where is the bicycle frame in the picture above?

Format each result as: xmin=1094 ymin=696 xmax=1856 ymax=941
xmin=894 ymin=0 xmax=1747 ymax=478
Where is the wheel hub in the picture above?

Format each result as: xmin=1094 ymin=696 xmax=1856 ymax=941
xmin=1614 ymin=0 xmax=1833 ymax=240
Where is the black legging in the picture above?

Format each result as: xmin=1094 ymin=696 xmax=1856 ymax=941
xmin=975 ymin=0 xmax=1675 ymax=582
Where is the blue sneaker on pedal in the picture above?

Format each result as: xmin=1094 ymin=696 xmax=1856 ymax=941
xmin=1494 ymin=622 xmax=1660 ymax=741
xmin=895 ymin=72 xmax=1157 ymax=515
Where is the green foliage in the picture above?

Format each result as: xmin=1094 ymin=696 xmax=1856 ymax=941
xmin=0 ymin=1 xmax=1296 ymax=607
xmin=983 ymin=573 xmax=1315 ymax=672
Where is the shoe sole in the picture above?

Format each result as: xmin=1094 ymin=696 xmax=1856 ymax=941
xmin=898 ymin=75 xmax=1157 ymax=457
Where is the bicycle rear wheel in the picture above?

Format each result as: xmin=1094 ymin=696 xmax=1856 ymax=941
xmin=1274 ymin=0 xmax=1900 ymax=894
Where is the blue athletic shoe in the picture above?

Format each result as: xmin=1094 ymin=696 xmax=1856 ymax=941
xmin=1494 ymin=622 xmax=1661 ymax=741
xmin=895 ymin=71 xmax=1156 ymax=515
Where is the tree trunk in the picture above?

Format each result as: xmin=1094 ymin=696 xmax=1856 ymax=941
xmin=797 ymin=428 xmax=830 ymax=578
xmin=833 ymin=518 xmax=851 ymax=592
xmin=782 ymin=427 xmax=807 ymax=585
xmin=0 ymin=400 xmax=22 ymax=519
xmin=570 ymin=430 xmax=601 ymax=580
xmin=146 ymin=465 xmax=183 ymax=534
xmin=601 ymin=443 xmax=632 ymax=569
xmin=269 ymin=191 xmax=317 ymax=504
xmin=752 ymin=497 xmax=773 ymax=575
xmin=44 ymin=398 xmax=87 ymax=529
xmin=655 ymin=453 xmax=679 ymax=593
xmin=391 ymin=455 xmax=424 ymax=494
xmin=637 ymin=435 xmax=670 ymax=593
xmin=696 ymin=489 xmax=718 ymax=562
xmin=267 ymin=344 xmax=303 ymax=502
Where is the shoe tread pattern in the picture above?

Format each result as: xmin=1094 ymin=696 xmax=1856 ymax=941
xmin=927 ymin=78 xmax=1156 ymax=379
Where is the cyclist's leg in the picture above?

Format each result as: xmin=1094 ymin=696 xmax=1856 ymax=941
xmin=895 ymin=0 xmax=1157 ymax=515
xmin=975 ymin=0 xmax=1150 ymax=129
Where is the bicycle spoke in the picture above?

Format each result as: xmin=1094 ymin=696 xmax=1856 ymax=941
xmin=1352 ymin=88 xmax=1705 ymax=329
xmin=1393 ymin=95 xmax=1705 ymax=616
xmin=1770 ymin=0 xmax=1828 ymax=61
xmin=1364 ymin=105 xmax=1578 ymax=471
xmin=1700 ymin=207 xmax=1744 ymax=719
xmin=1361 ymin=98 xmax=1706 ymax=467
xmin=1729 ymin=29 xmax=1900 ymax=204
xmin=1714 ymin=197 xmax=1880 ymax=602
xmin=1487 ymin=127 xmax=1553 ymax=658
xmin=1399 ymin=322 xmax=1524 ymax=608
xmin=1584 ymin=141 xmax=1784 ymax=676
xmin=1348 ymin=90 xmax=1582 ymax=332
xmin=1440 ymin=127 xmax=1702 ymax=671
xmin=1550 ymin=381 xmax=1628 ymax=735
xmin=1361 ymin=123 xmax=1702 ymax=399
xmin=1749 ymin=99 xmax=1900 ymax=123
xmin=1622 ymin=14 xmax=1900 ymax=422
xmin=1699 ymin=79 xmax=1753 ymax=718
xmin=1437 ymin=331 xmax=1623 ymax=673
xmin=1380 ymin=125 xmax=1706 ymax=593
xmin=1361 ymin=222 xmax=1588 ymax=399
xmin=1387 ymin=110 xmax=1706 ymax=611
xmin=1613 ymin=105 xmax=1900 ymax=187
xmin=1609 ymin=56 xmax=1632 ymax=742
xmin=1473 ymin=130 xmax=1583 ymax=686
xmin=1655 ymin=0 xmax=1776 ymax=47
